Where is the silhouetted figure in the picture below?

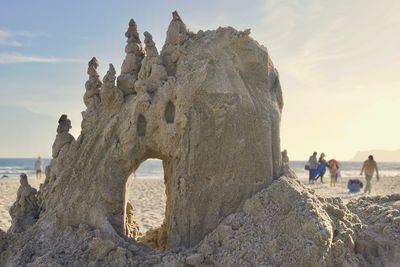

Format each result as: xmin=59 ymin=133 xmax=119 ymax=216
xmin=308 ymin=152 xmax=318 ymax=184
xmin=360 ymin=155 xmax=380 ymax=194
xmin=315 ymin=153 xmax=328 ymax=183
xmin=34 ymin=156 xmax=42 ymax=180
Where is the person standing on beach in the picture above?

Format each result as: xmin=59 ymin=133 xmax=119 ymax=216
xmin=34 ymin=157 xmax=42 ymax=180
xmin=315 ymin=153 xmax=328 ymax=183
xmin=360 ymin=155 xmax=380 ymax=194
xmin=308 ymin=152 xmax=318 ymax=184
xmin=328 ymin=160 xmax=338 ymax=187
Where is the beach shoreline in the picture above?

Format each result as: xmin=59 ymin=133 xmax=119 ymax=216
xmin=297 ymin=173 xmax=399 ymax=203
xmin=1 ymin=171 xmax=399 ymax=232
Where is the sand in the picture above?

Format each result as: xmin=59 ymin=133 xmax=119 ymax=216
xmin=299 ymin=174 xmax=400 ymax=203
xmin=0 ymin=173 xmax=398 ymax=232
xmin=129 ymin=179 xmax=166 ymax=232
xmin=0 ymin=177 xmax=166 ymax=233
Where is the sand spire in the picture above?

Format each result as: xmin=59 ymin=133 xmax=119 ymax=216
xmin=161 ymin=11 xmax=189 ymax=75
xmin=117 ymin=19 xmax=145 ymax=96
xmin=100 ymin=63 xmax=124 ymax=107
xmin=83 ymin=57 xmax=102 ymax=108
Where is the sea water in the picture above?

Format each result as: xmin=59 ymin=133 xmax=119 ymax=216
xmin=0 ymin=158 xmax=164 ymax=180
xmin=0 ymin=158 xmax=51 ymax=179
xmin=1 ymin=158 xmax=399 ymax=181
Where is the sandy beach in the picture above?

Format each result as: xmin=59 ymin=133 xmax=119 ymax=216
xmin=1 ymin=173 xmax=398 ymax=233
xmin=129 ymin=179 xmax=166 ymax=232
xmin=0 ymin=177 xmax=166 ymax=233
xmin=298 ymin=174 xmax=400 ymax=203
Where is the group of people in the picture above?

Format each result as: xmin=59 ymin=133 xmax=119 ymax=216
xmin=307 ymin=152 xmax=339 ymax=186
xmin=307 ymin=152 xmax=380 ymax=194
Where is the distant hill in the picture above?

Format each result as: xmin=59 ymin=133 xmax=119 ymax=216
xmin=351 ymin=150 xmax=400 ymax=162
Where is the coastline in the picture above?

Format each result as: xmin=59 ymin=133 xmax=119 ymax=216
xmin=1 ymin=171 xmax=399 ymax=232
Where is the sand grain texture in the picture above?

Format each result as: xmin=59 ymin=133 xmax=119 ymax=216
xmin=129 ymin=179 xmax=166 ymax=232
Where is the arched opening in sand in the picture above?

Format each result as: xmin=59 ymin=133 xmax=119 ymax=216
xmin=124 ymin=158 xmax=168 ymax=249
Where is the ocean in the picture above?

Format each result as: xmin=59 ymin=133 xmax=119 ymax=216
xmin=0 ymin=158 xmax=51 ymax=179
xmin=0 ymin=158 xmax=164 ymax=180
xmin=1 ymin=158 xmax=399 ymax=181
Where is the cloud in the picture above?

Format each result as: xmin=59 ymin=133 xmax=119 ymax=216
xmin=0 ymin=53 xmax=85 ymax=64
xmin=13 ymin=30 xmax=48 ymax=38
xmin=0 ymin=39 xmax=23 ymax=47
xmin=0 ymin=28 xmax=48 ymax=47
xmin=0 ymin=29 xmax=23 ymax=47
xmin=255 ymin=0 xmax=400 ymax=92
xmin=0 ymin=28 xmax=83 ymax=64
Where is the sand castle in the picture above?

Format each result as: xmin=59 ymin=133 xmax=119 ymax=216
xmin=1 ymin=11 xmax=399 ymax=266
xmin=8 ymin=174 xmax=39 ymax=234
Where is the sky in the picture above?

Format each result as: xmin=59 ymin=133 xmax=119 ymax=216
xmin=0 ymin=0 xmax=399 ymax=160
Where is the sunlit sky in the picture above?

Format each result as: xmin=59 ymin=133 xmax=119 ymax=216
xmin=0 ymin=0 xmax=399 ymax=160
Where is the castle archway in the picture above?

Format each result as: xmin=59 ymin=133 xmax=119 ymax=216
xmin=122 ymin=154 xmax=173 ymax=249
xmin=125 ymin=159 xmax=168 ymax=248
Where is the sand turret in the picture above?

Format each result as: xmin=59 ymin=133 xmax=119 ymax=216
xmin=52 ymin=114 xmax=75 ymax=158
xmin=83 ymin=57 xmax=102 ymax=108
xmin=161 ymin=11 xmax=189 ymax=76
xmin=8 ymin=173 xmax=39 ymax=233
xmin=117 ymin=19 xmax=145 ymax=96
xmin=100 ymin=64 xmax=124 ymax=107
xmin=103 ymin=63 xmax=116 ymax=87
xmin=136 ymin=31 xmax=168 ymax=102
xmin=143 ymin=31 xmax=159 ymax=59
